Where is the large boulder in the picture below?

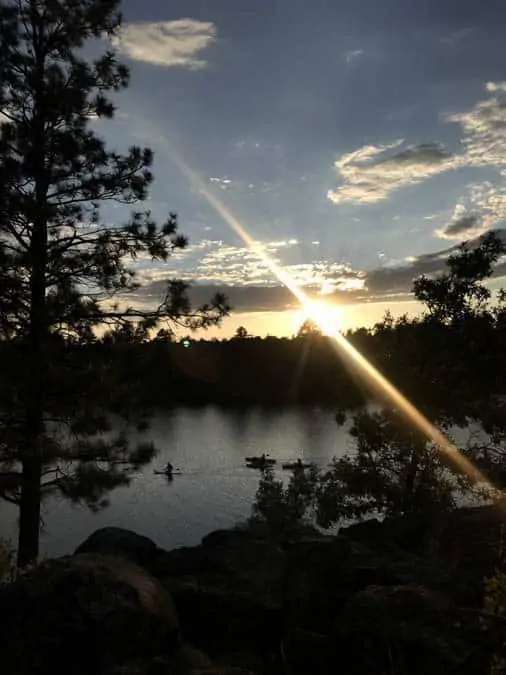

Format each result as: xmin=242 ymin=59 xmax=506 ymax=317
xmin=75 ymin=527 xmax=159 ymax=569
xmin=153 ymin=526 xmax=286 ymax=671
xmin=281 ymin=535 xmax=427 ymax=636
xmin=0 ymin=553 xmax=181 ymax=675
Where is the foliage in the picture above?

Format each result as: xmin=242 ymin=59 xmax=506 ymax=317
xmin=297 ymin=318 xmax=323 ymax=337
xmin=315 ymin=409 xmax=459 ymax=527
xmin=0 ymin=0 xmax=228 ymax=566
xmin=0 ymin=538 xmax=14 ymax=583
xmin=482 ymin=530 xmax=506 ymax=674
xmin=251 ymin=232 xmax=506 ymax=534
xmin=250 ymin=465 xmax=320 ymax=534
xmin=233 ymin=326 xmax=249 ymax=339
xmin=315 ymin=232 xmax=506 ymax=526
xmin=413 ymin=231 xmax=506 ymax=324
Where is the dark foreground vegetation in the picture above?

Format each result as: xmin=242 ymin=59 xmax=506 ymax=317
xmin=3 ymin=509 xmax=506 ymax=675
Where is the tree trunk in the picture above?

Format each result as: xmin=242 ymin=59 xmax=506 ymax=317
xmin=17 ymin=457 xmax=42 ymax=568
xmin=17 ymin=180 xmax=48 ymax=566
xmin=16 ymin=26 xmax=49 ymax=567
xmin=17 ymin=253 xmax=46 ymax=567
xmin=17 ymin=242 xmax=47 ymax=567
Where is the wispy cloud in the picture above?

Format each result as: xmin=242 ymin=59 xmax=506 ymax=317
xmin=328 ymin=141 xmax=455 ymax=205
xmin=128 ymin=230 xmax=506 ymax=313
xmin=435 ymin=181 xmax=506 ymax=240
xmin=328 ymin=82 xmax=506 ymax=214
xmin=208 ymin=176 xmax=233 ymax=190
xmin=345 ymin=49 xmax=364 ymax=63
xmin=365 ymin=229 xmax=506 ymax=298
xmin=435 ymin=210 xmax=488 ymax=240
xmin=130 ymin=238 xmax=366 ymax=306
xmin=113 ymin=19 xmax=217 ymax=69
xmin=440 ymin=27 xmax=476 ymax=45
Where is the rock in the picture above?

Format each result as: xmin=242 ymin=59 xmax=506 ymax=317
xmin=65 ymin=506 xmax=506 ymax=674
xmin=341 ymin=513 xmax=434 ymax=555
xmin=426 ymin=505 xmax=506 ymax=605
xmin=332 ymin=584 xmax=486 ymax=675
xmin=0 ymin=554 xmax=180 ymax=675
xmin=282 ymin=536 xmax=422 ymax=635
xmin=75 ymin=527 xmax=159 ymax=569
xmin=154 ymin=526 xmax=286 ymax=671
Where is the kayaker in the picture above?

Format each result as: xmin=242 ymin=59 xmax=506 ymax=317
xmin=166 ymin=461 xmax=174 ymax=476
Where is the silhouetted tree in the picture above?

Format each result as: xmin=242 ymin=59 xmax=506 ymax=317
xmin=316 ymin=409 xmax=459 ymax=525
xmin=234 ymin=325 xmax=249 ymax=339
xmin=0 ymin=0 xmax=228 ymax=566
xmin=250 ymin=464 xmax=319 ymax=534
xmin=296 ymin=318 xmax=322 ymax=337
xmin=251 ymin=232 xmax=506 ymax=530
xmin=413 ymin=231 xmax=506 ymax=324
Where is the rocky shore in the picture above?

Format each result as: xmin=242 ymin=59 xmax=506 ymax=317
xmin=2 ymin=506 xmax=506 ymax=674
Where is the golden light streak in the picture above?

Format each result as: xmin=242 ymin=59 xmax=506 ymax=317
xmin=166 ymin=141 xmax=499 ymax=498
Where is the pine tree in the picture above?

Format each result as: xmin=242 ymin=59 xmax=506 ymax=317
xmin=0 ymin=0 xmax=228 ymax=566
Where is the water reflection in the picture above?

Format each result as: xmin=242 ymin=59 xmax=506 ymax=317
xmin=1 ymin=405 xmax=349 ymax=557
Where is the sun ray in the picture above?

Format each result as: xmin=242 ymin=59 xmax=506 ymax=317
xmin=164 ymin=138 xmax=501 ymax=502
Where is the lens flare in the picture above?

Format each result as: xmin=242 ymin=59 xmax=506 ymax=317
xmin=305 ymin=300 xmax=342 ymax=336
xmin=163 ymin=137 xmax=500 ymax=501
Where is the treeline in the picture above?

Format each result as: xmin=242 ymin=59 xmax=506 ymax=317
xmin=2 ymin=303 xmax=503 ymax=418
xmin=95 ymin=316 xmax=504 ymax=416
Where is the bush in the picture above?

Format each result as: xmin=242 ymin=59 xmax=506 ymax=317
xmin=250 ymin=465 xmax=319 ymax=534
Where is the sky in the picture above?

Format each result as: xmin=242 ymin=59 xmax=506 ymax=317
xmin=94 ymin=0 xmax=506 ymax=337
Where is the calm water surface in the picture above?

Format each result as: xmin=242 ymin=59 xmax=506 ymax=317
xmin=0 ymin=406 xmax=352 ymax=556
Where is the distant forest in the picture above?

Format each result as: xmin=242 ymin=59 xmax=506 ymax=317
xmin=1 ymin=309 xmax=502 ymax=421
xmin=97 ymin=313 xmax=506 ymax=418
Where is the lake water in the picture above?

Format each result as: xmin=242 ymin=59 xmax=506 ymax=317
xmin=0 ymin=406 xmax=351 ymax=556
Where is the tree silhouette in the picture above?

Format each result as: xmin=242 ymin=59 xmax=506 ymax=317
xmin=296 ymin=318 xmax=322 ymax=337
xmin=413 ymin=231 xmax=506 ymax=324
xmin=234 ymin=325 xmax=249 ymax=339
xmin=0 ymin=0 xmax=228 ymax=566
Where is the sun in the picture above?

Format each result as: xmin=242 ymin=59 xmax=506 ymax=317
xmin=303 ymin=300 xmax=343 ymax=336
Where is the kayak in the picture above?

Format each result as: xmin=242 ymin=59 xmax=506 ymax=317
xmin=153 ymin=469 xmax=181 ymax=476
xmin=245 ymin=457 xmax=276 ymax=468
xmin=282 ymin=462 xmax=313 ymax=470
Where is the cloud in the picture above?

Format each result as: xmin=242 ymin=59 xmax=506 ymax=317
xmin=208 ymin=176 xmax=232 ymax=190
xmin=446 ymin=82 xmax=506 ymax=167
xmin=365 ymin=228 xmax=506 ymax=298
xmin=434 ymin=181 xmax=506 ymax=241
xmin=134 ymin=281 xmax=365 ymax=314
xmin=436 ymin=212 xmax=487 ymax=240
xmin=345 ymin=49 xmax=364 ymax=63
xmin=328 ymin=141 xmax=456 ymax=205
xmin=440 ymin=27 xmax=476 ymax=45
xmin=126 ymin=236 xmax=368 ymax=313
xmin=328 ymin=83 xmax=506 ymax=207
xmin=120 ymin=229 xmax=506 ymax=315
xmin=113 ymin=19 xmax=217 ymax=69
xmin=132 ymin=238 xmax=364 ymax=295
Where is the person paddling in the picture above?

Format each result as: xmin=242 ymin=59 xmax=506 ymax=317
xmin=165 ymin=461 xmax=174 ymax=477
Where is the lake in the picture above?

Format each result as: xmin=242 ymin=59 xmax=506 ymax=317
xmin=0 ymin=405 xmax=351 ymax=556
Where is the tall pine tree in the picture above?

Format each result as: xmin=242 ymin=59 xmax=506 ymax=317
xmin=0 ymin=0 xmax=228 ymax=566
